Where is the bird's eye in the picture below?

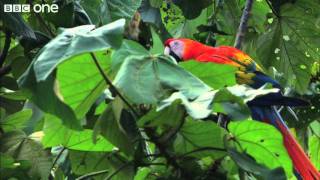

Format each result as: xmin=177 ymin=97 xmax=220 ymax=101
xmin=173 ymin=41 xmax=179 ymax=46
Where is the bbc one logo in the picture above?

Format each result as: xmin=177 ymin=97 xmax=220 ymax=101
xmin=3 ymin=4 xmax=59 ymax=13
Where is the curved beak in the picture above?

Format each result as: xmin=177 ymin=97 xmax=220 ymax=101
xmin=164 ymin=46 xmax=170 ymax=56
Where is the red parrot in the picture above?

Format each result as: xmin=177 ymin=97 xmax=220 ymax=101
xmin=164 ymin=38 xmax=320 ymax=179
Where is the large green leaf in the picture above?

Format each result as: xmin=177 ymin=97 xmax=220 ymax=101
xmin=0 ymin=109 xmax=32 ymax=132
xmin=42 ymin=115 xmax=114 ymax=152
xmin=18 ymin=69 xmax=81 ymax=130
xmin=228 ymin=149 xmax=286 ymax=180
xmin=309 ymin=135 xmax=320 ymax=170
xmin=180 ymin=61 xmax=237 ymax=89
xmin=69 ymin=151 xmax=134 ymax=180
xmin=17 ymin=20 xmax=125 ymax=129
xmin=113 ymin=55 xmax=210 ymax=104
xmin=79 ymin=0 xmax=141 ymax=24
xmin=94 ymin=106 xmax=136 ymax=156
xmin=174 ymin=118 xmax=226 ymax=159
xmin=228 ymin=120 xmax=294 ymax=178
xmin=30 ymin=19 xmax=125 ymax=81
xmin=257 ymin=0 xmax=320 ymax=93
xmin=111 ymin=40 xmax=150 ymax=72
xmin=0 ymin=131 xmax=52 ymax=179
xmin=138 ymin=100 xmax=184 ymax=127
xmin=57 ymin=52 xmax=110 ymax=119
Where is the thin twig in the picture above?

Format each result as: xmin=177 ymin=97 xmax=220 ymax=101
xmin=234 ymin=0 xmax=254 ymax=49
xmin=104 ymin=162 xmax=132 ymax=180
xmin=90 ymin=53 xmax=140 ymax=117
xmin=158 ymin=111 xmax=186 ymax=143
xmin=178 ymin=147 xmax=227 ymax=159
xmin=0 ymin=30 xmax=12 ymax=67
xmin=76 ymin=169 xmax=109 ymax=180
xmin=50 ymin=147 xmax=66 ymax=170
xmin=144 ymin=127 xmax=181 ymax=171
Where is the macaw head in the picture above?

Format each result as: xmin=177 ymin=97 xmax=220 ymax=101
xmin=164 ymin=38 xmax=205 ymax=62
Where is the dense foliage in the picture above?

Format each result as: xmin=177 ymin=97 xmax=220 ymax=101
xmin=0 ymin=0 xmax=319 ymax=179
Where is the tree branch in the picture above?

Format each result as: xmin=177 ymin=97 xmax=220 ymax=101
xmin=104 ymin=162 xmax=132 ymax=180
xmin=178 ymin=147 xmax=226 ymax=159
xmin=0 ymin=31 xmax=12 ymax=67
xmin=234 ymin=0 xmax=254 ymax=49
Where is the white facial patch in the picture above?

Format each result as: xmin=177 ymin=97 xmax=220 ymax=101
xmin=164 ymin=46 xmax=170 ymax=56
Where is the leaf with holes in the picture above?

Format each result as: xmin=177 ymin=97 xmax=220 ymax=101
xmin=227 ymin=120 xmax=294 ymax=178
xmin=42 ymin=115 xmax=114 ymax=151
xmin=257 ymin=0 xmax=320 ymax=93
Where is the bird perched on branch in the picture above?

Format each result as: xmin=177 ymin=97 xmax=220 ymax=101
xmin=164 ymin=38 xmax=320 ymax=180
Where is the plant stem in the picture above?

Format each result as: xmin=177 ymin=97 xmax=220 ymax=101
xmin=90 ymin=53 xmax=139 ymax=117
xmin=234 ymin=0 xmax=254 ymax=49
xmin=76 ymin=169 xmax=109 ymax=180
xmin=144 ymin=128 xmax=182 ymax=171
xmin=104 ymin=162 xmax=132 ymax=180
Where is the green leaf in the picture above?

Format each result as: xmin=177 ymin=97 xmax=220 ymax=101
xmin=104 ymin=0 xmax=142 ymax=21
xmin=257 ymin=1 xmax=320 ymax=93
xmin=30 ymin=19 xmax=125 ymax=81
xmin=42 ymin=115 xmax=114 ymax=151
xmin=138 ymin=100 xmax=184 ymax=127
xmin=228 ymin=149 xmax=287 ymax=180
xmin=44 ymin=1 xmax=75 ymax=28
xmin=161 ymin=2 xmax=209 ymax=38
xmin=150 ymin=27 xmax=164 ymax=54
xmin=174 ymin=118 xmax=226 ymax=159
xmin=18 ymin=69 xmax=81 ymax=130
xmin=0 ymin=153 xmax=31 ymax=179
xmin=309 ymin=135 xmax=320 ymax=170
xmin=113 ymin=55 xmax=210 ymax=104
xmin=134 ymin=167 xmax=151 ymax=180
xmin=69 ymin=151 xmax=110 ymax=177
xmin=111 ymin=40 xmax=150 ymax=72
xmin=0 ymin=131 xmax=52 ymax=179
xmin=173 ymin=0 xmax=213 ymax=19
xmin=0 ymin=109 xmax=32 ymax=132
xmin=213 ymin=85 xmax=279 ymax=120
xmin=69 ymin=151 xmax=134 ymax=180
xmin=94 ymin=106 xmax=136 ymax=156
xmin=227 ymin=120 xmax=294 ymax=178
xmin=57 ymin=51 xmax=110 ymax=119
xmin=180 ymin=61 xmax=237 ymax=89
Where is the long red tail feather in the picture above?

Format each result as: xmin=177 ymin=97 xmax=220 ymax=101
xmin=276 ymin=121 xmax=320 ymax=180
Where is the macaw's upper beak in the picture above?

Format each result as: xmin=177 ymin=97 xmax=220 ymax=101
xmin=164 ymin=46 xmax=182 ymax=62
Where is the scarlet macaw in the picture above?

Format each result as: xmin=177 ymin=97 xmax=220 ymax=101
xmin=164 ymin=38 xmax=320 ymax=179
